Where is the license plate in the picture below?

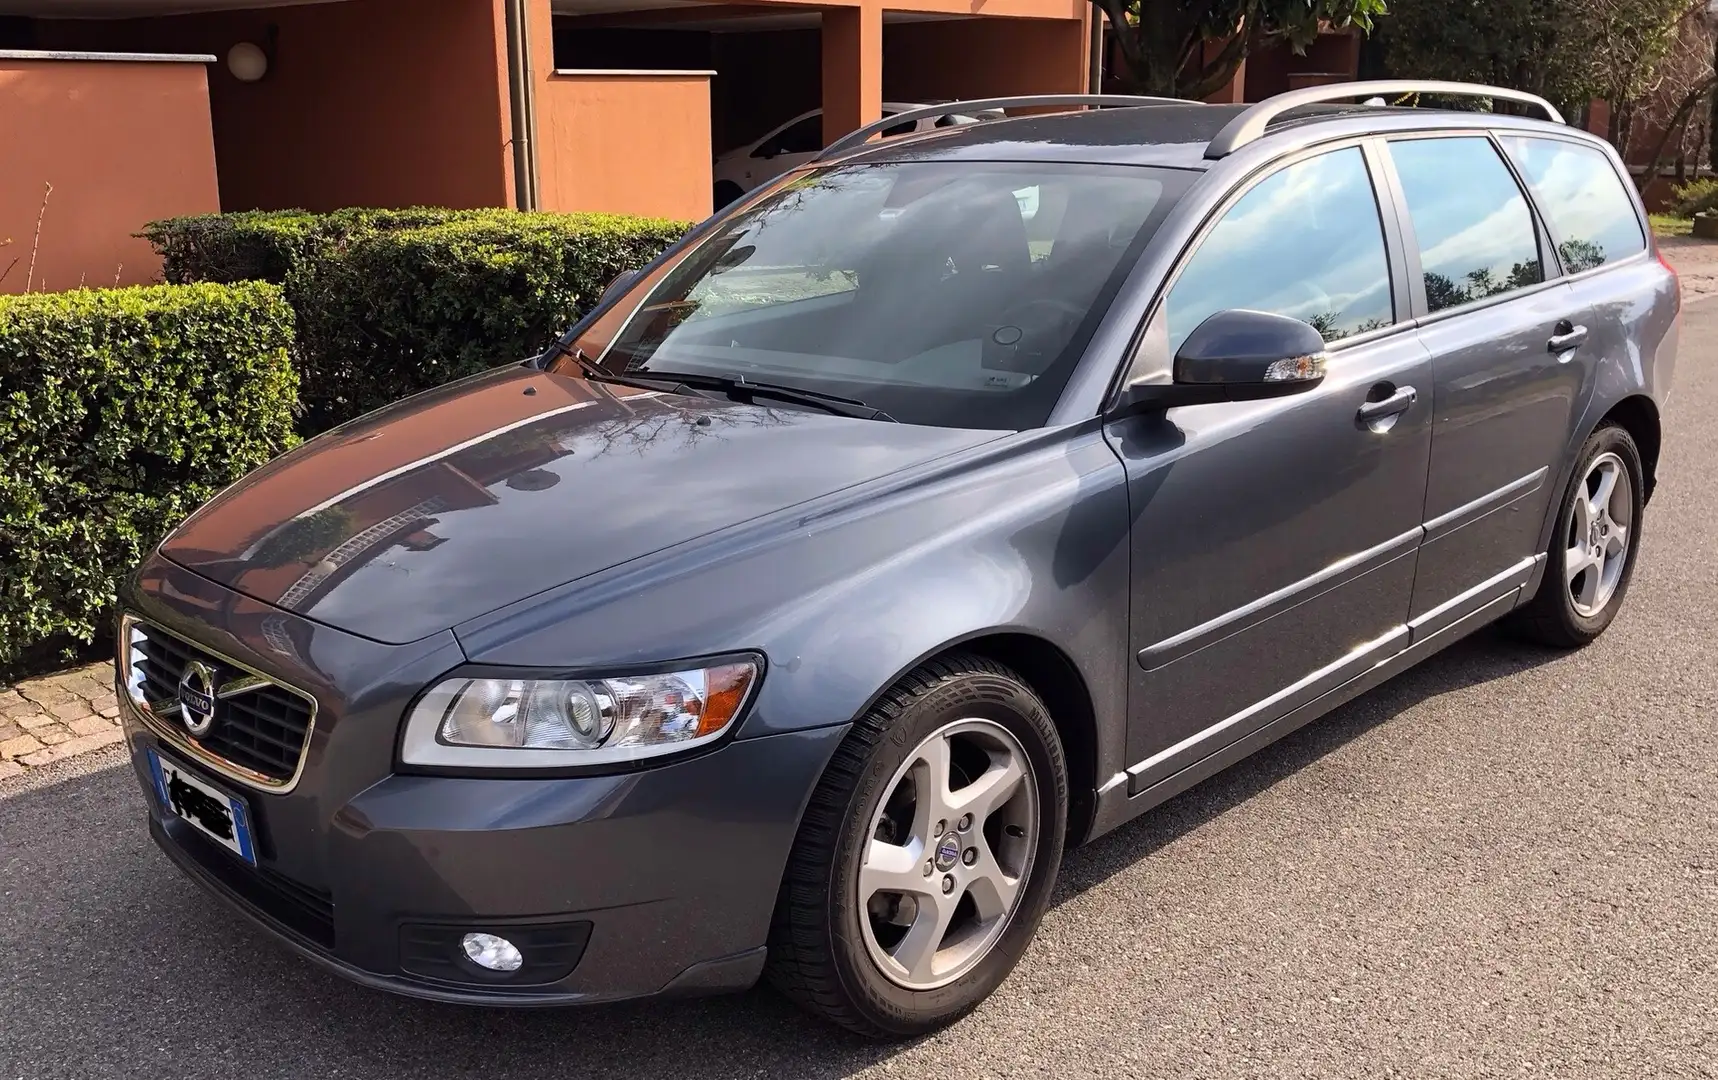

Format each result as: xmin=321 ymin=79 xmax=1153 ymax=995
xmin=147 ymin=749 xmax=257 ymax=866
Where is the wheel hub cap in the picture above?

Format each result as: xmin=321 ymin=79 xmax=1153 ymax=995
xmin=934 ymin=832 xmax=961 ymax=871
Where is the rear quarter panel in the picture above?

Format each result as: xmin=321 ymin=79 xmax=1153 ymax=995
xmin=1533 ymin=255 xmax=1678 ymax=556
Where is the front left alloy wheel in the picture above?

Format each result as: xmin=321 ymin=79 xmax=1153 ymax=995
xmin=766 ymin=655 xmax=1067 ymax=1037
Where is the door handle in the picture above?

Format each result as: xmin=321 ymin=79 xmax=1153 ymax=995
xmin=1547 ymin=321 xmax=1588 ymax=354
xmin=1356 ymin=385 xmax=1417 ymax=427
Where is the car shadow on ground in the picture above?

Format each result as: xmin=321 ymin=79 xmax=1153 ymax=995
xmin=0 ymin=626 xmax=1564 ymax=1080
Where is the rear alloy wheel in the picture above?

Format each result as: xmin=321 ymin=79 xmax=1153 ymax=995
xmin=767 ymin=656 xmax=1067 ymax=1037
xmin=1509 ymin=424 xmax=1645 ymax=647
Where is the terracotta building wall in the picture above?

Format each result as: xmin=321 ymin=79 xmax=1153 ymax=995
xmin=535 ymin=71 xmax=715 ymax=220
xmin=528 ymin=0 xmax=712 ymax=221
xmin=37 ymin=0 xmax=512 ymax=213
xmin=0 ymin=55 xmax=218 ymax=293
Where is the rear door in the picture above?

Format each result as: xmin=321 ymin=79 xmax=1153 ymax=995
xmin=1107 ymin=142 xmax=1434 ymax=790
xmin=1381 ymin=134 xmax=1592 ymax=628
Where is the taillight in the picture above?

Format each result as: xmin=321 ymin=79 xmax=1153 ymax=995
xmin=1656 ymin=244 xmax=1681 ymax=310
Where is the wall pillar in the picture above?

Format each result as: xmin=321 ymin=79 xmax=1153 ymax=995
xmin=821 ymin=4 xmax=882 ymax=146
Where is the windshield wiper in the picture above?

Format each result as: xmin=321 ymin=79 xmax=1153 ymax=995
xmin=541 ymin=340 xmax=692 ymax=396
xmin=639 ymin=371 xmax=897 ymax=422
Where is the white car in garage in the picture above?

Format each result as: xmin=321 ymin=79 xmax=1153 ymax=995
xmin=713 ymin=103 xmax=995 ymax=207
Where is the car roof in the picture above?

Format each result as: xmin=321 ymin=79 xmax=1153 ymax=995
xmin=834 ymin=100 xmax=1588 ymax=171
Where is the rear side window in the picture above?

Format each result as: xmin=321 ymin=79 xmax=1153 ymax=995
xmin=1388 ymin=137 xmax=1543 ymax=313
xmin=1499 ymin=135 xmax=1645 ymax=273
xmin=1166 ymin=146 xmax=1394 ymax=349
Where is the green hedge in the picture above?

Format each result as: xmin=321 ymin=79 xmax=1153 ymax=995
xmin=0 ymin=283 xmax=299 ymax=671
xmin=143 ymin=208 xmax=691 ymax=434
xmin=139 ymin=207 xmax=496 ymax=287
xmin=1669 ymin=178 xmax=1718 ymax=219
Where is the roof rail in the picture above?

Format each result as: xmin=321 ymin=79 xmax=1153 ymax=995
xmin=817 ymin=94 xmax=1187 ymax=161
xmin=1203 ymin=80 xmax=1566 ymax=160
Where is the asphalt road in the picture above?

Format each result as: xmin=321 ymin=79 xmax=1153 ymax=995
xmin=5 ymin=305 xmax=1716 ymax=1080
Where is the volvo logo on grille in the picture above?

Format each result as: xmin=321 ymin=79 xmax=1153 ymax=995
xmin=177 ymin=661 xmax=219 ymax=738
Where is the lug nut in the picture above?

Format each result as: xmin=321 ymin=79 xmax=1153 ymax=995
xmin=962 ymin=847 xmax=977 ymax=866
xmin=957 ymin=813 xmax=973 ymax=832
xmin=935 ymin=819 xmax=947 ymax=835
xmin=923 ymin=860 xmax=933 ymax=877
xmin=942 ymin=874 xmax=955 ymax=894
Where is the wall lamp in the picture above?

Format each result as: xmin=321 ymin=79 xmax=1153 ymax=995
xmin=227 ymin=25 xmax=278 ymax=83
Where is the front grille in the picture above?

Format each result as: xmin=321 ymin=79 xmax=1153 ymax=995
xmin=126 ymin=618 xmax=315 ymax=785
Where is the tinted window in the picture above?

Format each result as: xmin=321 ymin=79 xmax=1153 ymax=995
xmin=566 ymin=162 xmax=1193 ymax=430
xmin=1389 ymin=137 xmax=1543 ymax=313
xmin=1167 ymin=147 xmax=1393 ymax=349
xmin=758 ymin=115 xmax=823 ymax=157
xmin=1499 ymin=135 xmax=1645 ymax=273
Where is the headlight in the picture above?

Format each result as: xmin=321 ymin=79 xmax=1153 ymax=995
xmin=399 ymin=658 xmax=759 ymax=769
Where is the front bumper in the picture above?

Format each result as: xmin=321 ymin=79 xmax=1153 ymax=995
xmin=126 ymin=709 xmax=847 ymax=1005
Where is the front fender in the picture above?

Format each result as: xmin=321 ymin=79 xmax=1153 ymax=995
xmin=453 ymin=424 xmax=1134 ymax=787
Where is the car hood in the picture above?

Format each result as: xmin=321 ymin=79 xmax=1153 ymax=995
xmin=159 ymin=366 xmax=999 ymax=644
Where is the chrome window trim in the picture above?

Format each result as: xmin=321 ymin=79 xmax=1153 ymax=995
xmin=118 ymin=613 xmax=319 ymax=795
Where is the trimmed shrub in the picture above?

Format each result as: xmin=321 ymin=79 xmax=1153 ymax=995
xmin=0 ymin=283 xmax=299 ymax=671
xmin=287 ymin=212 xmax=687 ymax=432
xmin=144 ymin=208 xmax=691 ymax=435
xmin=139 ymin=207 xmax=496 ymax=286
xmin=1669 ymin=178 xmax=1718 ymax=218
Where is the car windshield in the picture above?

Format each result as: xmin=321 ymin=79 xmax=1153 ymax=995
xmin=563 ymin=160 xmax=1192 ymax=429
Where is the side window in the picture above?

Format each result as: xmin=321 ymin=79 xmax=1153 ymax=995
xmin=756 ymin=115 xmax=823 ymax=157
xmin=1166 ymin=147 xmax=1393 ymax=350
xmin=1498 ymin=135 xmax=1646 ymax=273
xmin=1388 ymin=137 xmax=1543 ymax=313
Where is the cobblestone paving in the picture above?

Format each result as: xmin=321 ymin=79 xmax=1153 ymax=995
xmin=0 ymin=662 xmax=121 ymax=780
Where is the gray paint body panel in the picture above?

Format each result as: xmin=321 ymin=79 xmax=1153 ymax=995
xmin=118 ymin=102 xmax=1680 ymax=1007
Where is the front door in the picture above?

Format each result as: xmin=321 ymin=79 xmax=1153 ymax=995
xmin=1381 ymin=134 xmax=1597 ymax=622
xmin=1105 ymin=143 xmax=1434 ymax=793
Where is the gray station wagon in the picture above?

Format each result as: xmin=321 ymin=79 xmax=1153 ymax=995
xmin=117 ymin=80 xmax=1679 ymax=1038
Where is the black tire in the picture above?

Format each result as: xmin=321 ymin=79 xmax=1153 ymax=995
xmin=1508 ymin=423 xmax=1645 ymax=648
xmin=765 ymin=655 xmax=1067 ymax=1038
xmin=713 ymin=181 xmax=744 ymax=210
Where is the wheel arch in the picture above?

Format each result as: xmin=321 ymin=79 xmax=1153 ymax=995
xmin=1599 ymin=394 xmax=1662 ymax=502
xmin=844 ymin=629 xmax=1103 ymax=850
xmin=1527 ymin=391 xmax=1663 ymax=604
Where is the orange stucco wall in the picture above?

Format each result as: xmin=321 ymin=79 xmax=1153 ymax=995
xmin=38 ymin=0 xmax=511 ymax=213
xmin=535 ymin=71 xmax=714 ymax=220
xmin=0 ymin=56 xmax=218 ymax=293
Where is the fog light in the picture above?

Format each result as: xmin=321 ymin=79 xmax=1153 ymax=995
xmin=461 ymin=933 xmax=523 ymax=972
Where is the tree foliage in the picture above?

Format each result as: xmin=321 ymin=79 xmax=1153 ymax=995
xmin=1095 ymin=0 xmax=1389 ymax=99
xmin=1377 ymin=0 xmax=1600 ymax=111
xmin=1379 ymin=0 xmax=1705 ymax=157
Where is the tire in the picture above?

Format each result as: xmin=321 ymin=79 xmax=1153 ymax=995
xmin=766 ymin=655 xmax=1067 ymax=1038
xmin=713 ymin=181 xmax=744 ymax=211
xmin=1508 ymin=423 xmax=1645 ymax=648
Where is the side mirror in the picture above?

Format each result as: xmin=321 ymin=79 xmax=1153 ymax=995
xmin=1111 ymin=309 xmax=1328 ymax=415
xmin=599 ymin=269 xmax=640 ymax=308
